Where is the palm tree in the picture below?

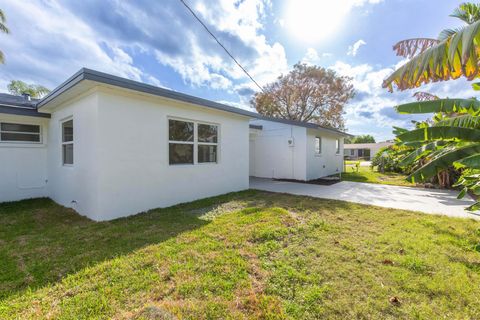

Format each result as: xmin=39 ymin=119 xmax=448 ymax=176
xmin=0 ymin=9 xmax=9 ymax=64
xmin=383 ymin=2 xmax=480 ymax=91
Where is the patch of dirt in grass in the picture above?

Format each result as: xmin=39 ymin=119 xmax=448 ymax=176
xmin=187 ymin=201 xmax=250 ymax=220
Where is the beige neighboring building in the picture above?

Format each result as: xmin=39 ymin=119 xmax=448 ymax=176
xmin=344 ymin=141 xmax=393 ymax=160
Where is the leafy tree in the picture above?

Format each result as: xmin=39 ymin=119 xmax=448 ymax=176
xmin=251 ymin=63 xmax=355 ymax=130
xmin=7 ymin=80 xmax=50 ymax=99
xmin=348 ymin=134 xmax=376 ymax=144
xmin=384 ymin=3 xmax=480 ymax=211
xmin=0 ymin=9 xmax=9 ymax=64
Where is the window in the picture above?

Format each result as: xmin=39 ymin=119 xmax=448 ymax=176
xmin=197 ymin=124 xmax=217 ymax=163
xmin=336 ymin=139 xmax=340 ymax=154
xmin=350 ymin=149 xmax=354 ymax=156
xmin=314 ymin=136 xmax=321 ymax=154
xmin=168 ymin=119 xmax=218 ymax=165
xmin=0 ymin=122 xmax=41 ymax=143
xmin=62 ymin=119 xmax=74 ymax=165
xmin=169 ymin=119 xmax=194 ymax=164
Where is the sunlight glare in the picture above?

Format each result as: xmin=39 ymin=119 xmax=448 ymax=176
xmin=284 ymin=0 xmax=350 ymax=44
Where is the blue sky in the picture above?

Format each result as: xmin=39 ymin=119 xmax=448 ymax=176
xmin=0 ymin=0 xmax=475 ymax=140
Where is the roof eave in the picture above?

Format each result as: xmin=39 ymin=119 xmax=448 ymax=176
xmin=37 ymin=68 xmax=258 ymax=119
xmin=0 ymin=105 xmax=51 ymax=118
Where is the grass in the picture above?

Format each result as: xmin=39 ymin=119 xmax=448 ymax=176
xmin=342 ymin=165 xmax=415 ymax=187
xmin=1 ymin=191 xmax=480 ymax=319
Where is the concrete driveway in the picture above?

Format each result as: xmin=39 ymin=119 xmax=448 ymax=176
xmin=250 ymin=177 xmax=480 ymax=220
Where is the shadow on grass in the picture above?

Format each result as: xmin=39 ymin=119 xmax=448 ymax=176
xmin=0 ymin=190 xmax=260 ymax=301
xmin=341 ymin=173 xmax=369 ymax=182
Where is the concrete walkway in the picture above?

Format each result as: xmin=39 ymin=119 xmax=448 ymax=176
xmin=250 ymin=177 xmax=480 ymax=220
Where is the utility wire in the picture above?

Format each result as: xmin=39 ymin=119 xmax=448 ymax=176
xmin=178 ymin=0 xmax=265 ymax=93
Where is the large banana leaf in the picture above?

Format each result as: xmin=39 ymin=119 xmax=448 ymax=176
xmin=399 ymin=141 xmax=448 ymax=167
xmin=435 ymin=114 xmax=480 ymax=128
xmin=396 ymin=99 xmax=480 ymax=114
xmin=455 ymin=154 xmax=480 ymax=168
xmin=393 ymin=38 xmax=439 ymax=58
xmin=383 ymin=19 xmax=480 ymax=92
xmin=397 ymin=126 xmax=480 ymax=142
xmin=407 ymin=143 xmax=480 ymax=182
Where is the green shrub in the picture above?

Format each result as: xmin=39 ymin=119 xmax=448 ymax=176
xmin=371 ymin=146 xmax=404 ymax=173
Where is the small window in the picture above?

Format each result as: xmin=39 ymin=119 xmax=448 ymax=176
xmin=336 ymin=139 xmax=340 ymax=154
xmin=0 ymin=122 xmax=41 ymax=143
xmin=314 ymin=137 xmax=321 ymax=154
xmin=168 ymin=119 xmax=219 ymax=165
xmin=62 ymin=119 xmax=74 ymax=165
xmin=350 ymin=149 xmax=354 ymax=156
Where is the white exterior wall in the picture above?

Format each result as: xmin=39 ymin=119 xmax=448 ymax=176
xmin=1 ymin=87 xmax=249 ymax=221
xmin=249 ymin=120 xmax=307 ymax=180
xmin=93 ymin=88 xmax=249 ymax=220
xmin=0 ymin=114 xmax=49 ymax=202
xmin=46 ymin=90 xmax=100 ymax=218
xmin=305 ymin=129 xmax=344 ymax=180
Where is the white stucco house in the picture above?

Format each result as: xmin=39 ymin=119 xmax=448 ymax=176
xmin=0 ymin=68 xmax=350 ymax=221
xmin=249 ymin=118 xmax=351 ymax=181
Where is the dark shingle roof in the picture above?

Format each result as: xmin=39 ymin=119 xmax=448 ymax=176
xmin=0 ymin=93 xmax=50 ymax=118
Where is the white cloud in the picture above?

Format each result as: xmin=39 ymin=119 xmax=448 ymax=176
xmin=0 ymin=0 xmax=164 ymax=91
xmin=329 ymin=58 xmax=480 ymax=140
xmin=301 ymin=48 xmax=332 ymax=65
xmin=0 ymin=0 xmax=286 ymax=99
xmin=347 ymin=39 xmax=367 ymax=56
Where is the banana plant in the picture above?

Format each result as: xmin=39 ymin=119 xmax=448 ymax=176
xmin=384 ymin=3 xmax=480 ymax=211
xmin=383 ymin=3 xmax=480 ymax=92
xmin=393 ymin=98 xmax=480 ymax=210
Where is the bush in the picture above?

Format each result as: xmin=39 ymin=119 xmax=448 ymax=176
xmin=371 ymin=146 xmax=403 ymax=173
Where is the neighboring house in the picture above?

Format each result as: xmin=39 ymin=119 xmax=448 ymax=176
xmin=0 ymin=68 xmax=350 ymax=221
xmin=249 ymin=118 xmax=351 ymax=180
xmin=344 ymin=141 xmax=394 ymax=160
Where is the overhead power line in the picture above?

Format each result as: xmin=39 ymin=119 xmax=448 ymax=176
xmin=178 ymin=0 xmax=265 ymax=92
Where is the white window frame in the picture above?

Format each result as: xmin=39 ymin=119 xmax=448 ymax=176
xmin=335 ymin=139 xmax=341 ymax=155
xmin=314 ymin=136 xmax=322 ymax=156
xmin=61 ymin=118 xmax=74 ymax=166
xmin=0 ymin=122 xmax=42 ymax=144
xmin=168 ymin=117 xmax=219 ymax=166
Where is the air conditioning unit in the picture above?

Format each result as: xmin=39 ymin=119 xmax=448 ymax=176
xmin=287 ymin=137 xmax=294 ymax=147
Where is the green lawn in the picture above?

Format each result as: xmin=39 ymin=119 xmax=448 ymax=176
xmin=1 ymin=191 xmax=480 ymax=319
xmin=343 ymin=165 xmax=415 ymax=187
